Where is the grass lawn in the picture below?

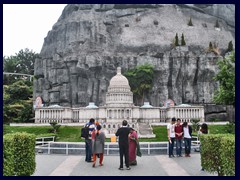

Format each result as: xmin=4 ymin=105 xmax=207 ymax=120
xmin=3 ymin=124 xmax=234 ymax=142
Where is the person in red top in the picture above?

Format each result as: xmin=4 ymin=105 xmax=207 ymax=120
xmin=175 ymin=118 xmax=183 ymax=157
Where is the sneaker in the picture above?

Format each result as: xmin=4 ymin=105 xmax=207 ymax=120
xmin=99 ymin=164 xmax=103 ymax=166
xmin=172 ymin=155 xmax=175 ymax=157
xmin=118 ymin=167 xmax=123 ymax=170
xmin=92 ymin=164 xmax=95 ymax=168
xmin=126 ymin=167 xmax=131 ymax=170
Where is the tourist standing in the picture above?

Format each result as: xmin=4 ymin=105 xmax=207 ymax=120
xmin=167 ymin=117 xmax=176 ymax=158
xmin=92 ymin=124 xmax=106 ymax=167
xmin=115 ymin=120 xmax=131 ymax=170
xmin=198 ymin=123 xmax=208 ymax=170
xmin=182 ymin=121 xmax=192 ymax=157
xmin=175 ymin=118 xmax=183 ymax=157
xmin=129 ymin=128 xmax=139 ymax=165
xmin=84 ymin=118 xmax=96 ymax=162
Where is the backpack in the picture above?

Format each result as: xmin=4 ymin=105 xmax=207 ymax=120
xmin=81 ymin=124 xmax=90 ymax=139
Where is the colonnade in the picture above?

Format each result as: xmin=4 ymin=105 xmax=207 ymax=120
xmin=107 ymin=109 xmax=132 ymax=119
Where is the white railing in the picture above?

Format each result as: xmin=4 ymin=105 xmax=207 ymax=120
xmin=35 ymin=136 xmax=55 ymax=145
xmin=191 ymin=136 xmax=200 ymax=152
xmin=35 ymin=141 xmax=200 ymax=155
xmin=35 ymin=142 xmax=168 ymax=155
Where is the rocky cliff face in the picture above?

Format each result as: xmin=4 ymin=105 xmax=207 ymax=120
xmin=34 ymin=4 xmax=235 ymax=109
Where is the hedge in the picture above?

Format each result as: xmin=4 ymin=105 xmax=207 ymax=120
xmin=200 ymin=134 xmax=235 ymax=176
xmin=3 ymin=132 xmax=36 ymax=176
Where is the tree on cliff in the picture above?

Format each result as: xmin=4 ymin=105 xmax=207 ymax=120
xmin=181 ymin=33 xmax=186 ymax=46
xmin=227 ymin=41 xmax=234 ymax=52
xmin=124 ymin=64 xmax=154 ymax=105
xmin=213 ymin=51 xmax=235 ymax=106
xmin=175 ymin=33 xmax=179 ymax=46
xmin=188 ymin=17 xmax=193 ymax=26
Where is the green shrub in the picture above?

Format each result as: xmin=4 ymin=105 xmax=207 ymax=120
xmin=200 ymin=134 xmax=235 ymax=176
xmin=3 ymin=134 xmax=15 ymax=176
xmin=226 ymin=122 xmax=235 ymax=134
xmin=49 ymin=122 xmax=61 ymax=134
xmin=3 ymin=132 xmax=36 ymax=176
xmin=191 ymin=118 xmax=200 ymax=132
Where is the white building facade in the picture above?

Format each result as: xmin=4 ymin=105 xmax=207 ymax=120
xmin=35 ymin=67 xmax=204 ymax=131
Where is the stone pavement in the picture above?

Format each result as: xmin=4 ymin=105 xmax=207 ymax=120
xmin=33 ymin=153 xmax=216 ymax=176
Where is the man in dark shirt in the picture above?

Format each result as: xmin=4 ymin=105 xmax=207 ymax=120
xmin=115 ymin=120 xmax=131 ymax=170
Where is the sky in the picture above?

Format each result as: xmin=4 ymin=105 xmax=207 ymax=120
xmin=3 ymin=4 xmax=67 ymax=57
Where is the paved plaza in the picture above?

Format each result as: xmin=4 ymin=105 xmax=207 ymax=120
xmin=33 ymin=153 xmax=216 ymax=176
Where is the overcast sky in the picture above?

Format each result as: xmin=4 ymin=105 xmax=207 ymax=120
xmin=3 ymin=4 xmax=67 ymax=57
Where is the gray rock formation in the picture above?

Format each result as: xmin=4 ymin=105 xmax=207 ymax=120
xmin=34 ymin=4 xmax=235 ymax=118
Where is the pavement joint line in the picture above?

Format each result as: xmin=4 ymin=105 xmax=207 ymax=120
xmin=49 ymin=156 xmax=82 ymax=176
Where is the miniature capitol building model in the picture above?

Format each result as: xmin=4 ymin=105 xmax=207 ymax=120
xmin=35 ymin=67 xmax=204 ymax=137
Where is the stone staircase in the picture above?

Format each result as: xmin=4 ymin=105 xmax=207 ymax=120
xmin=138 ymin=122 xmax=156 ymax=138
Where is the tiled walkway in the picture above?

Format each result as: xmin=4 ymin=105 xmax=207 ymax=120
xmin=33 ymin=153 xmax=216 ymax=176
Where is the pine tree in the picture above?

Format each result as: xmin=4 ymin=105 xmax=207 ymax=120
xmin=215 ymin=19 xmax=220 ymax=28
xmin=175 ymin=33 xmax=179 ymax=46
xmin=227 ymin=41 xmax=233 ymax=52
xmin=181 ymin=33 xmax=186 ymax=46
xmin=188 ymin=17 xmax=193 ymax=26
xmin=209 ymin=42 xmax=213 ymax=50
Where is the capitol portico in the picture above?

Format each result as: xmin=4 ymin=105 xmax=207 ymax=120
xmin=35 ymin=67 xmax=205 ymax=137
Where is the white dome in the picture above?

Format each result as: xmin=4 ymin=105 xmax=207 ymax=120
xmin=106 ymin=67 xmax=133 ymax=107
xmin=109 ymin=67 xmax=130 ymax=88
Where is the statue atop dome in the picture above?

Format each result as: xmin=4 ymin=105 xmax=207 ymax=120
xmin=117 ymin=67 xmax=121 ymax=74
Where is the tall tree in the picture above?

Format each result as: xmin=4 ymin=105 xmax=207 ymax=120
xmin=124 ymin=64 xmax=154 ymax=105
xmin=181 ymin=33 xmax=186 ymax=46
xmin=188 ymin=17 xmax=193 ymax=26
xmin=3 ymin=48 xmax=39 ymax=84
xmin=213 ymin=51 xmax=235 ymax=106
xmin=175 ymin=33 xmax=179 ymax=46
